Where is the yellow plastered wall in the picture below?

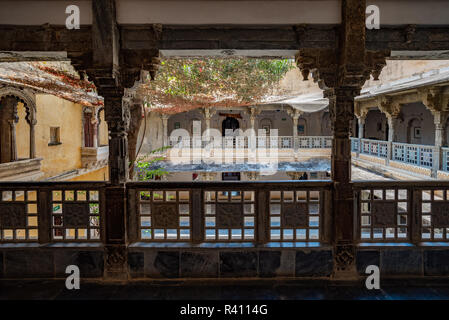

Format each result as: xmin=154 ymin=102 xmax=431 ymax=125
xmin=69 ymin=166 xmax=109 ymax=181
xmin=34 ymin=94 xmax=83 ymax=179
xmin=16 ymin=102 xmax=30 ymax=159
xmin=99 ymin=109 xmax=108 ymax=146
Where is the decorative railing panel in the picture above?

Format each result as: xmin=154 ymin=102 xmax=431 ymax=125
xmin=418 ymin=188 xmax=449 ymax=241
xmin=297 ymin=136 xmax=332 ymax=149
xmin=51 ymin=189 xmax=102 ymax=241
xmin=351 ymin=138 xmax=359 ymax=152
xmin=204 ymin=190 xmax=255 ymax=241
xmin=442 ymin=147 xmax=449 ymax=172
xmin=269 ymin=189 xmax=322 ymax=241
xmin=137 ymin=190 xmax=191 ymax=241
xmin=355 ymin=182 xmax=449 ymax=244
xmin=359 ymin=138 xmax=388 ymax=158
xmin=128 ymin=181 xmax=331 ymax=244
xmin=0 ymin=189 xmax=38 ymax=241
xmin=0 ymin=182 xmax=105 ymax=243
xmin=355 ymin=184 xmax=410 ymax=242
xmin=169 ymin=136 xmax=333 ymax=150
xmin=392 ymin=142 xmax=433 ymax=168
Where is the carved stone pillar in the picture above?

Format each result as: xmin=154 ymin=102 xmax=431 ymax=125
xmin=295 ymin=0 xmax=389 ymax=280
xmin=386 ymin=115 xmax=396 ymax=143
xmin=432 ymin=111 xmax=447 ymax=176
xmin=287 ymin=109 xmax=301 ymax=151
xmin=203 ymin=108 xmax=214 ymax=132
xmin=433 ymin=111 xmax=447 ymax=148
xmin=7 ymin=97 xmax=19 ymax=162
xmin=161 ymin=114 xmax=169 ymax=147
xmin=329 ymin=87 xmax=360 ymax=278
xmin=103 ymin=93 xmax=129 ymax=185
xmin=29 ymin=119 xmax=36 ymax=158
xmin=357 ymin=116 xmax=365 ymax=139
xmin=8 ymin=120 xmax=17 ymax=161
xmin=100 ymin=90 xmax=129 ymax=280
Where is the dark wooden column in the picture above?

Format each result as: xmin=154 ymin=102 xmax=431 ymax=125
xmin=296 ymin=0 xmax=389 ymax=279
xmin=87 ymin=0 xmax=130 ymax=280
xmin=328 ymin=88 xmax=360 ymax=278
xmin=84 ymin=0 xmax=160 ymax=280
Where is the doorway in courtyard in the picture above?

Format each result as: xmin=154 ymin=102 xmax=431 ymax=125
xmin=222 ymin=116 xmax=240 ymax=136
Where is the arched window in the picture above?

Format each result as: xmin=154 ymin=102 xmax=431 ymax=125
xmin=0 ymin=87 xmax=36 ymax=163
xmin=259 ymin=118 xmax=272 ymax=135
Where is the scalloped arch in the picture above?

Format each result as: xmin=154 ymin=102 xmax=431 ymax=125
xmin=0 ymin=87 xmax=37 ymax=123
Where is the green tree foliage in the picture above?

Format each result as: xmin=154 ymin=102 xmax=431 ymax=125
xmin=135 ymin=146 xmax=171 ymax=181
xmin=139 ymin=58 xmax=295 ymax=112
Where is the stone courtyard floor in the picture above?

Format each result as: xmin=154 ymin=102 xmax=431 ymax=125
xmin=2 ymin=279 xmax=449 ymax=300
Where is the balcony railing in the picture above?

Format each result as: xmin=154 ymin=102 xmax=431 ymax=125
xmin=0 ymin=181 xmax=332 ymax=245
xmin=442 ymin=147 xmax=449 ymax=172
xmin=351 ymin=138 xmax=438 ymax=174
xmin=392 ymin=142 xmax=434 ymax=168
xmin=0 ymin=182 xmax=105 ymax=243
xmin=354 ymin=181 xmax=449 ymax=243
xmin=3 ymin=180 xmax=449 ymax=246
xmin=168 ymin=136 xmax=332 ymax=150
xmin=127 ymin=181 xmax=331 ymax=244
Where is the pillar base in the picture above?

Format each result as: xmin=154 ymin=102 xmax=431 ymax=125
xmin=104 ymin=245 xmax=129 ymax=281
xmin=331 ymin=244 xmax=359 ymax=281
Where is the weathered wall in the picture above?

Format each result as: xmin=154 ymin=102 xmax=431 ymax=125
xmin=34 ymin=94 xmax=83 ymax=179
xmin=396 ymin=102 xmax=435 ymax=145
xmin=364 ymin=60 xmax=449 ymax=88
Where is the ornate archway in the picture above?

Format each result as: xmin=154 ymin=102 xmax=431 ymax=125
xmin=0 ymin=86 xmax=37 ymax=162
xmin=222 ymin=116 xmax=239 ymax=136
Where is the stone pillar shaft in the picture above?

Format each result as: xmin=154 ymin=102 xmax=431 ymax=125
xmin=161 ymin=114 xmax=169 ymax=147
xmin=329 ymin=87 xmax=359 ymax=278
xmin=387 ymin=116 xmax=396 ymax=142
xmin=29 ymin=120 xmax=36 ymax=158
xmin=357 ymin=117 xmax=365 ymax=139
xmin=432 ymin=111 xmax=447 ymax=176
xmin=8 ymin=120 xmax=17 ymax=161
xmin=101 ymin=89 xmax=129 ymax=280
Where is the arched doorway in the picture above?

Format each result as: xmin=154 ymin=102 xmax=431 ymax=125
xmin=222 ymin=116 xmax=239 ymax=136
xmin=407 ymin=117 xmax=422 ymax=144
xmin=364 ymin=109 xmax=387 ymax=140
